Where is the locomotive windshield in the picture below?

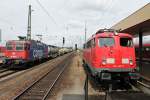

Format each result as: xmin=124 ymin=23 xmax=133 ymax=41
xmin=99 ymin=37 xmax=115 ymax=47
xmin=6 ymin=43 xmax=13 ymax=50
xmin=16 ymin=43 xmax=24 ymax=50
xmin=120 ymin=38 xmax=133 ymax=47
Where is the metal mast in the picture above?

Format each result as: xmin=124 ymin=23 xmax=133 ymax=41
xmin=27 ymin=5 xmax=32 ymax=40
xmin=36 ymin=34 xmax=43 ymax=41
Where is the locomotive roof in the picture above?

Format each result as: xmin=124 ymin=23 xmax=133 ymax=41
xmin=6 ymin=40 xmax=46 ymax=44
xmin=7 ymin=40 xmax=29 ymax=43
xmin=96 ymin=32 xmax=132 ymax=37
xmin=87 ymin=32 xmax=133 ymax=42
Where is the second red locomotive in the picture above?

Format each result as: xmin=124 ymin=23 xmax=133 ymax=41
xmin=83 ymin=29 xmax=138 ymax=86
xmin=4 ymin=39 xmax=48 ymax=67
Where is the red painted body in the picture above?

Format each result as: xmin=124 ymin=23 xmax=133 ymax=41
xmin=0 ymin=46 xmax=6 ymax=56
xmin=5 ymin=40 xmax=48 ymax=65
xmin=5 ymin=41 xmax=29 ymax=60
xmin=5 ymin=50 xmax=28 ymax=60
xmin=83 ymin=32 xmax=136 ymax=75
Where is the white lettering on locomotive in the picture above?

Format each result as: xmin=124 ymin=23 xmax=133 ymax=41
xmin=33 ymin=50 xmax=43 ymax=58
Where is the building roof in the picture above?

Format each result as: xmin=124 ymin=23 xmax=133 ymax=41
xmin=111 ymin=3 xmax=150 ymax=35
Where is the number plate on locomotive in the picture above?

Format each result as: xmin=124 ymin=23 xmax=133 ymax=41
xmin=106 ymin=58 xmax=115 ymax=64
xmin=122 ymin=58 xmax=129 ymax=64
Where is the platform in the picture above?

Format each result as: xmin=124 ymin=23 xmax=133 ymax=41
xmin=138 ymin=62 xmax=150 ymax=78
xmin=62 ymin=94 xmax=105 ymax=100
xmin=62 ymin=92 xmax=150 ymax=100
xmin=108 ymin=92 xmax=150 ymax=100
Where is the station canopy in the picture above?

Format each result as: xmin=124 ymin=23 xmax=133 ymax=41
xmin=111 ymin=3 xmax=150 ymax=36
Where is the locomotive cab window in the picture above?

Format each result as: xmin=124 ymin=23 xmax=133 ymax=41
xmin=120 ymin=38 xmax=133 ymax=47
xmin=91 ymin=38 xmax=96 ymax=47
xmin=6 ymin=43 xmax=13 ymax=50
xmin=16 ymin=43 xmax=24 ymax=50
xmin=99 ymin=37 xmax=115 ymax=47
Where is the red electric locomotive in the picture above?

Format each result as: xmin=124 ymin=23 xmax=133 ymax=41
xmin=4 ymin=39 xmax=48 ymax=67
xmin=83 ymin=29 xmax=138 ymax=85
xmin=0 ymin=46 xmax=6 ymax=56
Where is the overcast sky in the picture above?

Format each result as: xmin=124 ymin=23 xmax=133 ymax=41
xmin=0 ymin=0 xmax=149 ymax=47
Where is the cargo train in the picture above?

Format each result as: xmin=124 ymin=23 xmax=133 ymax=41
xmin=4 ymin=40 xmax=48 ymax=66
xmin=2 ymin=39 xmax=72 ymax=68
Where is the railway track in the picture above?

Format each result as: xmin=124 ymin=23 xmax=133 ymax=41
xmin=103 ymin=82 xmax=150 ymax=100
xmin=136 ymin=75 xmax=150 ymax=95
xmin=137 ymin=81 xmax=150 ymax=89
xmin=14 ymin=53 xmax=73 ymax=100
xmin=0 ymin=58 xmax=54 ymax=80
xmin=140 ymin=74 xmax=150 ymax=83
xmin=104 ymin=91 xmax=150 ymax=100
xmin=0 ymin=68 xmax=9 ymax=73
xmin=104 ymin=80 xmax=150 ymax=100
xmin=0 ymin=69 xmax=18 ymax=79
xmin=85 ymin=73 xmax=150 ymax=100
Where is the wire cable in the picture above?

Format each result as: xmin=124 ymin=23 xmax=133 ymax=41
xmin=35 ymin=0 xmax=58 ymax=26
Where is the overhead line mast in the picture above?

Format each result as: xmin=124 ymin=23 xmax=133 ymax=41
xmin=27 ymin=5 xmax=32 ymax=40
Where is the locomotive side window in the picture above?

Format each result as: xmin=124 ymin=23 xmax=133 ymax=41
xmin=120 ymin=38 xmax=133 ymax=47
xmin=16 ymin=43 xmax=24 ymax=50
xmin=87 ymin=40 xmax=91 ymax=48
xmin=99 ymin=37 xmax=114 ymax=47
xmin=91 ymin=38 xmax=96 ymax=47
xmin=6 ymin=43 xmax=13 ymax=50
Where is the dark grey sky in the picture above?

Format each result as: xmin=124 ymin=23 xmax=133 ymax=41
xmin=0 ymin=0 xmax=149 ymax=47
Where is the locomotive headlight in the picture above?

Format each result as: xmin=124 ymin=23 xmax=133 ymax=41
xmin=102 ymin=59 xmax=106 ymax=65
xmin=129 ymin=59 xmax=133 ymax=65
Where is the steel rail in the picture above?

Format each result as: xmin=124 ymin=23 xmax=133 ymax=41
xmin=42 ymin=61 xmax=69 ymax=100
xmin=0 ymin=69 xmax=9 ymax=73
xmin=137 ymin=81 xmax=150 ymax=89
xmin=13 ymin=65 xmax=60 ymax=100
xmin=0 ymin=70 xmax=18 ymax=79
xmin=13 ymin=53 xmax=72 ymax=100
xmin=140 ymin=74 xmax=150 ymax=82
